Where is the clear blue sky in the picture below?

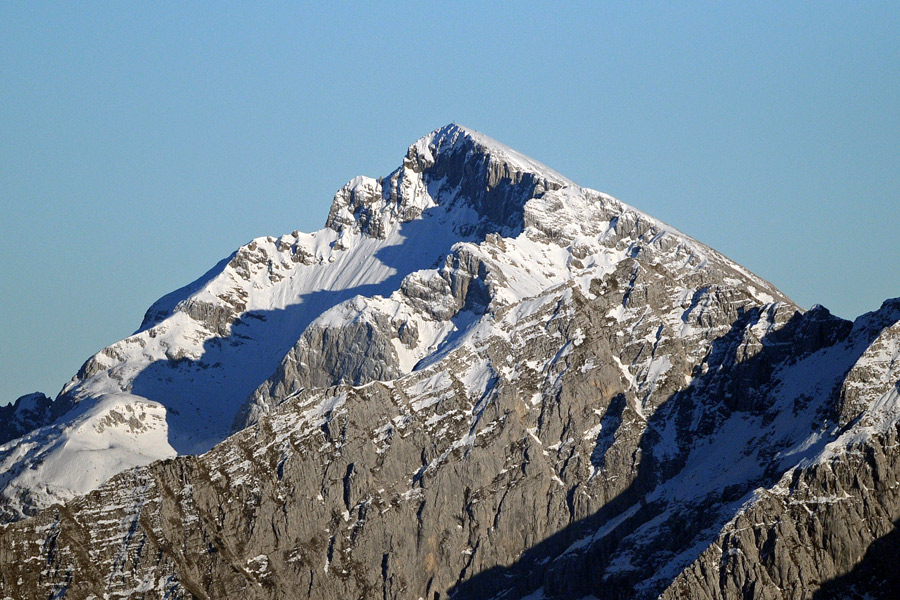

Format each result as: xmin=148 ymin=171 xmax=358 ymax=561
xmin=2 ymin=2 xmax=899 ymax=403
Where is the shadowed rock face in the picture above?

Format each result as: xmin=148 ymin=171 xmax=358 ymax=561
xmin=324 ymin=124 xmax=571 ymax=242
xmin=0 ymin=393 xmax=71 ymax=446
xmin=2 ymin=125 xmax=900 ymax=600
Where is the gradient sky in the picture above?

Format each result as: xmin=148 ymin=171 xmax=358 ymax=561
xmin=2 ymin=2 xmax=899 ymax=404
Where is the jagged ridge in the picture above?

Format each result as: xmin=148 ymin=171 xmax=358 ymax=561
xmin=2 ymin=125 xmax=899 ymax=600
xmin=0 ymin=124 xmax=785 ymax=520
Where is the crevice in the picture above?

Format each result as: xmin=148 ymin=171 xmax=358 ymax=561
xmin=381 ymin=552 xmax=390 ymax=600
xmin=342 ymin=463 xmax=355 ymax=512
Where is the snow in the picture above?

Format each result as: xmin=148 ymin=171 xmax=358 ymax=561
xmin=611 ymin=355 xmax=635 ymax=389
xmin=564 ymin=502 xmax=642 ymax=553
xmin=0 ymin=394 xmax=174 ymax=518
xmin=583 ymin=422 xmax=603 ymax=441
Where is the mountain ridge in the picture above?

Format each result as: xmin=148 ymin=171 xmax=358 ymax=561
xmin=0 ymin=123 xmax=790 ymax=521
xmin=2 ymin=125 xmax=898 ymax=599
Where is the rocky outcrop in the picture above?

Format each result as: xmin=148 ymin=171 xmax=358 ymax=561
xmin=324 ymin=124 xmax=571 ymax=241
xmin=0 ymin=393 xmax=70 ymax=446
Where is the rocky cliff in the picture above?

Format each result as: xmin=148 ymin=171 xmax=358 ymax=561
xmin=1 ymin=125 xmax=898 ymax=599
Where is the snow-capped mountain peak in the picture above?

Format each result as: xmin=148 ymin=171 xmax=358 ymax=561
xmin=0 ymin=124 xmax=789 ymax=521
xmin=4 ymin=125 xmax=900 ymax=600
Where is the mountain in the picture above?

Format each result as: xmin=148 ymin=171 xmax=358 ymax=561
xmin=1 ymin=124 xmax=899 ymax=599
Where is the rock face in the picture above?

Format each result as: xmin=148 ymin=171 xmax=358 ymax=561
xmin=0 ymin=393 xmax=70 ymax=447
xmin=1 ymin=124 xmax=899 ymax=599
